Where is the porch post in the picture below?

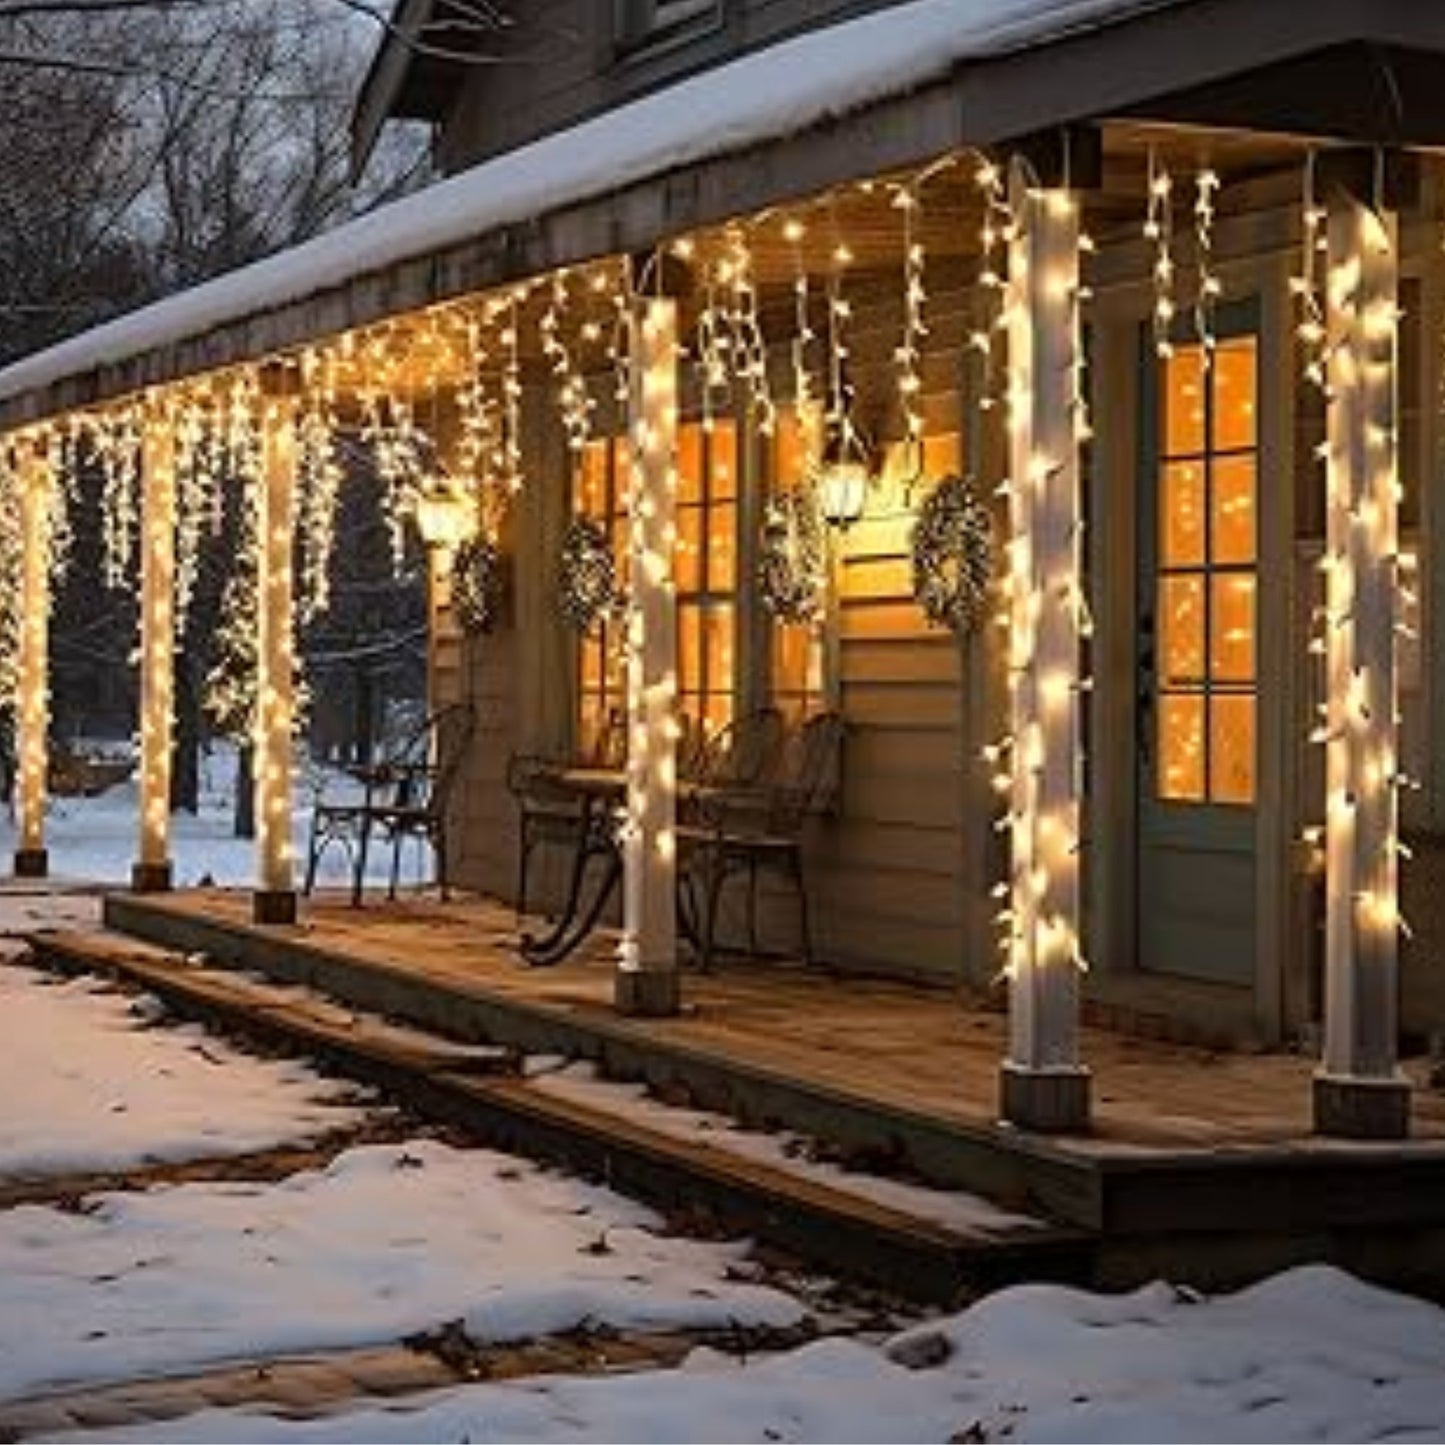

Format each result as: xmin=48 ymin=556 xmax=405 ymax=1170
xmin=13 ymin=436 xmax=50 ymax=879
xmin=615 ymin=295 xmax=680 ymax=1017
xmin=998 ymin=160 xmax=1090 ymax=1132
xmin=253 ymin=399 xmax=298 ymax=925
xmin=1315 ymin=181 xmax=1408 ymax=1138
xmin=133 ymin=403 xmax=175 ymax=893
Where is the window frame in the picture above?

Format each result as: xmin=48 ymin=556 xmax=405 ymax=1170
xmin=613 ymin=0 xmax=722 ymax=56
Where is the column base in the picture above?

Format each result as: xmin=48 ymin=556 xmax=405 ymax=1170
xmin=13 ymin=848 xmax=47 ymax=880
xmin=999 ymin=1063 xmax=1092 ymax=1133
xmin=614 ymin=968 xmax=680 ymax=1018
xmin=131 ymin=861 xmax=173 ymax=894
xmin=253 ymin=889 xmax=298 ymax=926
xmin=1313 ymin=1072 xmax=1410 ymax=1140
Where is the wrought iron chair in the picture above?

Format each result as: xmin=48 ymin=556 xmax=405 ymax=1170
xmin=303 ymin=702 xmax=475 ymax=905
xmin=679 ymin=710 xmax=845 ymax=971
xmin=507 ymin=708 xmax=625 ymax=918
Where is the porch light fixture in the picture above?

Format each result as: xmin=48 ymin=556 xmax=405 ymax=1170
xmin=816 ymin=418 xmax=872 ymax=530
xmin=413 ymin=474 xmax=478 ymax=551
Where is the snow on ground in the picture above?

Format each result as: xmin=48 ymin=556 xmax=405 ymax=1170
xmin=529 ymin=1059 xmax=1039 ymax=1236
xmin=0 ymin=744 xmax=430 ymax=892
xmin=52 ymin=1264 xmax=1445 ymax=1444
xmin=0 ymin=962 xmax=368 ymax=1179
xmin=0 ymin=1138 xmax=802 ymax=1405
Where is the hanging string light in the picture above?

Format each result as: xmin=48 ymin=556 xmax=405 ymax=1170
xmin=892 ymin=181 xmax=928 ymax=472
xmin=783 ymin=217 xmax=816 ymax=422
xmin=94 ymin=405 xmax=142 ymax=591
xmin=1144 ymin=148 xmax=1176 ymax=359
xmin=1194 ymin=168 xmax=1222 ymax=362
xmin=695 ymin=251 xmax=732 ymax=436
xmin=1291 ymin=152 xmax=1330 ymax=398
xmin=296 ymin=346 xmax=344 ymax=625
xmin=971 ymin=156 xmax=1013 ymax=416
xmin=541 ymin=269 xmax=596 ymax=457
xmin=502 ymin=291 xmax=525 ymax=494
xmin=725 ymin=224 xmax=775 ymax=438
xmin=0 ymin=440 xmax=22 ymax=708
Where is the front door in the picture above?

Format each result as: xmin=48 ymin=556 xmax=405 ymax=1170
xmin=1137 ymin=313 xmax=1260 ymax=983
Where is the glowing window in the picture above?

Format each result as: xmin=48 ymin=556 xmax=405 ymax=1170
xmin=1156 ymin=335 xmax=1258 ymax=805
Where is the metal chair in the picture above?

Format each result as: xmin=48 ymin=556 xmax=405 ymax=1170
xmin=679 ymin=710 xmax=845 ymax=970
xmin=303 ymin=702 xmax=475 ymax=904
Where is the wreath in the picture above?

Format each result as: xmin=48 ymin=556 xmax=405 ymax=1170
xmin=450 ymin=537 xmax=504 ymax=636
xmin=558 ymin=515 xmax=619 ymax=632
xmin=910 ymin=474 xmax=994 ymax=635
xmin=758 ymin=490 xmax=827 ymax=625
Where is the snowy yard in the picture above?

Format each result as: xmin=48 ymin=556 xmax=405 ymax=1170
xmin=0 ymin=744 xmax=430 ymax=892
xmin=0 ymin=817 xmax=1444 ymax=1442
xmin=47 ymin=1265 xmax=1445 ymax=1444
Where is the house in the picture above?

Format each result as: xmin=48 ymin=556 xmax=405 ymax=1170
xmin=1 ymin=0 xmax=1444 ymax=1152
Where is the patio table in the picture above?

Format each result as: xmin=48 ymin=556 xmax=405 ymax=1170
xmin=517 ymin=767 xmax=713 ymax=967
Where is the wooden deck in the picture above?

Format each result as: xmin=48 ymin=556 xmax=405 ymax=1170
xmin=92 ymin=885 xmax=1445 ymax=1293
xmin=105 ymin=887 xmax=1445 ymax=1156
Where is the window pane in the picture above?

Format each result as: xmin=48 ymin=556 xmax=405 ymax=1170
xmin=708 ymin=501 xmax=737 ymax=591
xmin=676 ymin=505 xmax=703 ymax=593
xmin=1210 ymin=693 xmax=1255 ymax=804
xmin=709 ymin=419 xmax=737 ymax=501
xmin=923 ymin=430 xmax=961 ymax=475
xmin=704 ymin=603 xmax=734 ymax=697
xmin=1158 ymin=691 xmax=1206 ymax=801
xmin=1165 ymin=347 xmax=1207 ymax=456
xmin=1159 ymin=575 xmax=1205 ymax=685
xmin=774 ymin=410 xmax=806 ymax=493
xmin=1211 ymin=454 xmax=1256 ymax=565
xmin=580 ymin=637 xmax=603 ymax=688
xmin=577 ymin=440 xmax=609 ymax=516
xmin=1211 ymin=338 xmax=1257 ymax=451
xmin=1210 ymin=574 xmax=1255 ymax=683
xmin=677 ymin=425 xmax=703 ymax=505
xmin=704 ymin=692 xmax=732 ymax=731
xmin=1162 ymin=461 xmax=1206 ymax=566
xmin=679 ymin=604 xmax=702 ymax=694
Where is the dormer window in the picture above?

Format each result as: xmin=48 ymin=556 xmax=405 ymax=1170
xmin=615 ymin=0 xmax=721 ymax=53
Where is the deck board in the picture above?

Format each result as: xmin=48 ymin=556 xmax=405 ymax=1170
xmin=108 ymin=888 xmax=1445 ymax=1155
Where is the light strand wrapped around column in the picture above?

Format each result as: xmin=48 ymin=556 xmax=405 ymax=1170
xmin=13 ymin=432 xmax=51 ymax=878
xmin=134 ymin=399 xmax=177 ymax=892
xmin=615 ymin=294 xmax=680 ymax=1018
xmin=997 ymin=163 xmax=1090 ymax=1133
xmin=1315 ymin=189 xmax=1409 ymax=1139
xmin=253 ymin=395 xmax=299 ymax=925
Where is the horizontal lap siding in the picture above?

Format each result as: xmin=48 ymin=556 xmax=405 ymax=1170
xmin=799 ymin=275 xmax=973 ymax=981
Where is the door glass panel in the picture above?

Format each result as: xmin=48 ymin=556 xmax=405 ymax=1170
xmin=1210 ymin=694 xmax=1255 ymax=804
xmin=679 ymin=604 xmax=702 ymax=694
xmin=1160 ymin=576 xmax=1205 ymax=685
xmin=709 ymin=419 xmax=738 ymax=500
xmin=1211 ymin=339 xmax=1257 ymax=450
xmin=1211 ymin=455 xmax=1256 ymax=565
xmin=1210 ymin=574 xmax=1255 ymax=683
xmin=1162 ymin=462 xmax=1206 ymax=566
xmin=1159 ymin=692 xmax=1206 ymax=801
xmin=1165 ymin=349 xmax=1206 ymax=455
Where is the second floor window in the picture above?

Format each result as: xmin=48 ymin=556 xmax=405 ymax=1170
xmin=615 ymin=0 xmax=719 ymax=50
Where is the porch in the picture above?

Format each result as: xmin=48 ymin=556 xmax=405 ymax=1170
xmin=76 ymin=885 xmax=1445 ymax=1285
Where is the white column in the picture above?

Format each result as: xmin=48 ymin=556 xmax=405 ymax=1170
xmin=999 ymin=163 xmax=1090 ymax=1131
xmin=1315 ymin=194 xmax=1408 ymax=1137
xmin=254 ymin=401 xmax=298 ymax=924
xmin=615 ymin=296 xmax=680 ymax=1017
xmin=133 ymin=406 xmax=175 ymax=892
xmin=13 ymin=436 xmax=50 ymax=879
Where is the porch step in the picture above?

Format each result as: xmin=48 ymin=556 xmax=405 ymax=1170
xmin=21 ymin=927 xmax=1093 ymax=1307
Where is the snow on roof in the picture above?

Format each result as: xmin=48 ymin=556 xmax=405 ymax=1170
xmin=0 ymin=0 xmax=1172 ymax=414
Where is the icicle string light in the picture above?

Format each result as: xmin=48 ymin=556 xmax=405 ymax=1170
xmin=1292 ymin=153 xmax=1330 ymax=399
xmin=296 ymin=348 xmax=344 ymax=625
xmin=892 ymin=181 xmax=927 ymax=468
xmin=1144 ymin=149 xmax=1176 ymax=359
xmin=725 ymin=225 xmax=776 ymax=439
xmin=1194 ymin=168 xmax=1222 ymax=362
